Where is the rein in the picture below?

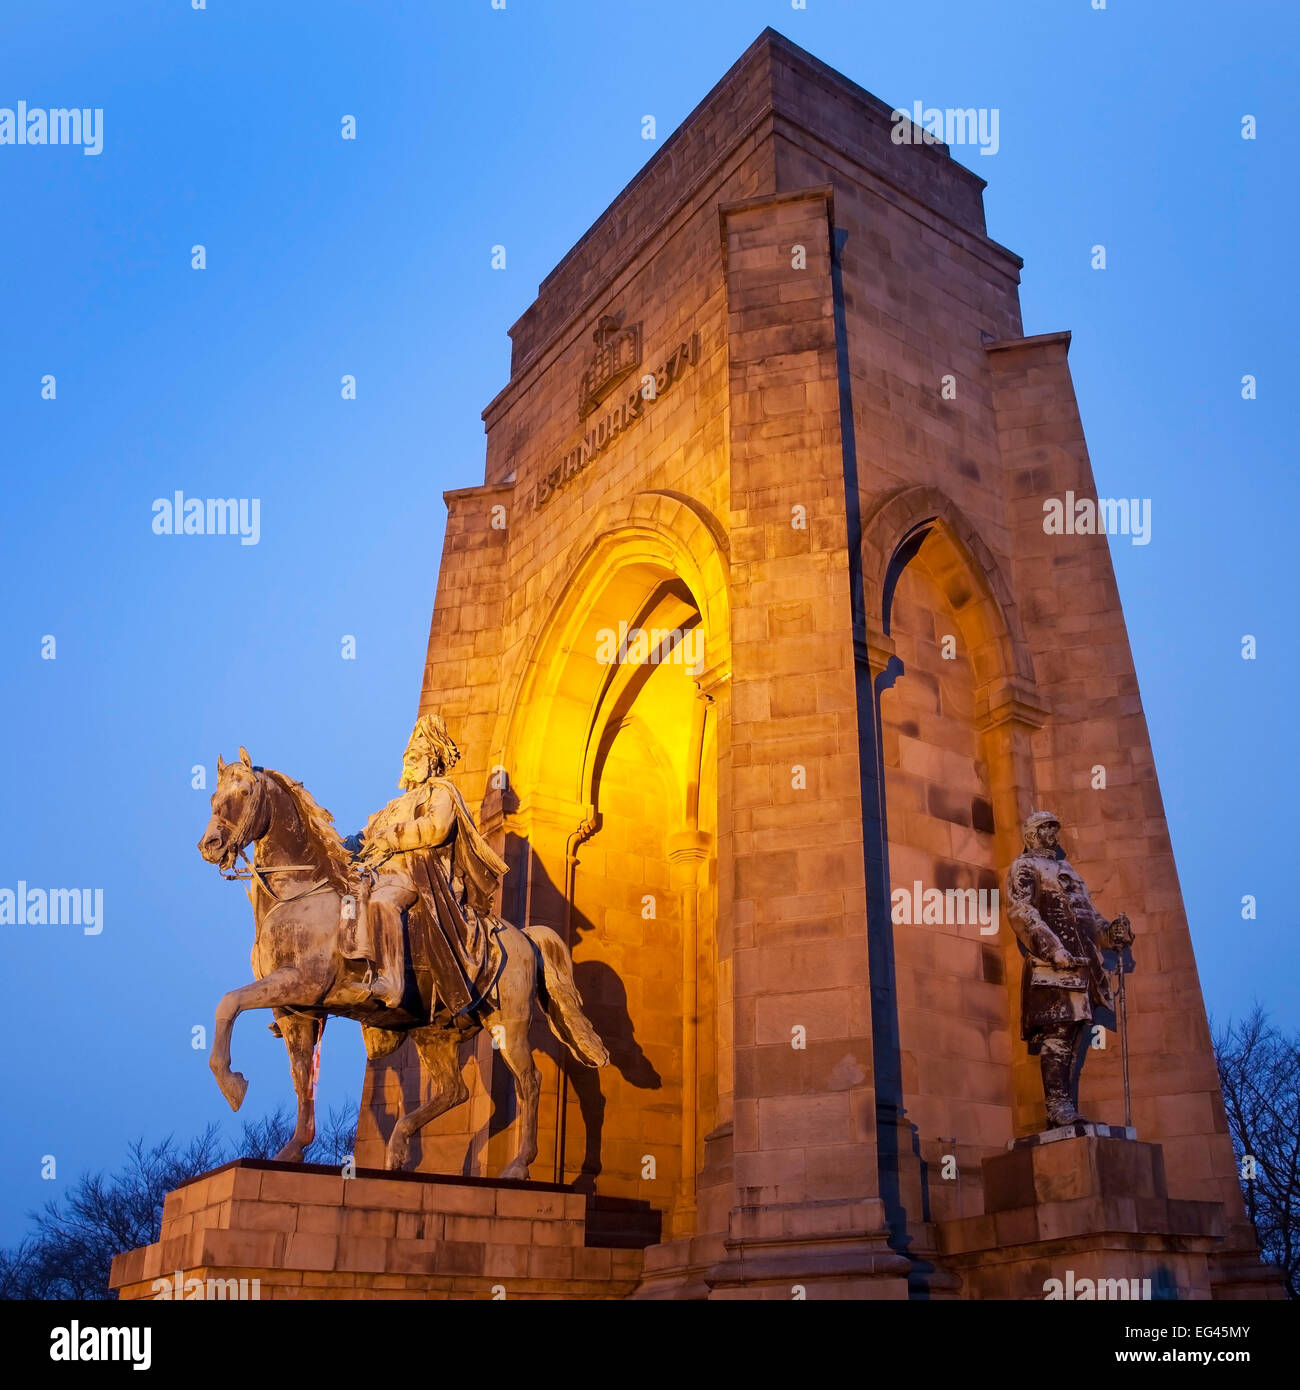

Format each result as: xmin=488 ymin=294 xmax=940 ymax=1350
xmin=223 ymin=849 xmax=331 ymax=905
xmin=216 ymin=769 xmax=331 ymax=906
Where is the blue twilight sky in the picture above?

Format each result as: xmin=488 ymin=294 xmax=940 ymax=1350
xmin=0 ymin=0 xmax=1296 ymax=1247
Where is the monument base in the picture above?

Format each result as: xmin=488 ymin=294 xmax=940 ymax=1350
xmin=938 ymin=1135 xmax=1231 ymax=1299
xmin=109 ymin=1160 xmax=646 ymax=1301
xmin=700 ymin=1197 xmax=913 ymax=1300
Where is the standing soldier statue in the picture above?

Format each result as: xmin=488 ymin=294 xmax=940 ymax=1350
xmin=1004 ymin=811 xmax=1134 ymax=1130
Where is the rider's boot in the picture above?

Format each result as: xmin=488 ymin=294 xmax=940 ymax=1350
xmin=369 ymin=899 xmax=408 ymax=1010
xmin=333 ymin=964 xmax=377 ymax=1007
xmin=370 ymin=969 xmax=405 ymax=1010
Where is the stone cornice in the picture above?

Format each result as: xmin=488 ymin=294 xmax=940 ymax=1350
xmin=974 ymin=677 xmax=1050 ymax=733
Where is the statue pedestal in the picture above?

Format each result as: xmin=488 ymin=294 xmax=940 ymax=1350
xmin=937 ymin=1135 xmax=1225 ymax=1299
xmin=1012 ymin=1120 xmax=1136 ymax=1147
xmin=109 ymin=1160 xmax=647 ymax=1300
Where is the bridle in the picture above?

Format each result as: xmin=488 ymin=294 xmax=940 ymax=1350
xmin=215 ymin=767 xmax=331 ymax=906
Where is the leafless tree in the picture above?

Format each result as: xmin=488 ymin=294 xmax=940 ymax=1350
xmin=0 ymin=1103 xmax=357 ymax=1300
xmin=1213 ymin=1007 xmax=1299 ymax=1298
xmin=236 ymin=1103 xmax=358 ymax=1166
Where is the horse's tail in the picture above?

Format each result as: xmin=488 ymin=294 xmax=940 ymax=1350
xmin=523 ymin=925 xmax=609 ymax=1068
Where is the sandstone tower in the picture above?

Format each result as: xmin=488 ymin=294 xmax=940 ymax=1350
xmin=349 ymin=29 xmax=1269 ymax=1299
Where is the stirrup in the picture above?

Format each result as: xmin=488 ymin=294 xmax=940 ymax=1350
xmin=372 ymin=973 xmax=404 ymax=1008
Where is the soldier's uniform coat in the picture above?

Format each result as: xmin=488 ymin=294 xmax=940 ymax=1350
xmin=1004 ymin=850 xmax=1121 ymax=1050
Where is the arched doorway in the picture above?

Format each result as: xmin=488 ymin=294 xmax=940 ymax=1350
xmin=879 ymin=525 xmax=1011 ymax=1223
xmin=860 ymin=489 xmax=1046 ymax=1258
xmin=493 ymin=493 xmax=728 ymax=1238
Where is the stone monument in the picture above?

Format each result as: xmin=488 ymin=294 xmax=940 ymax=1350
xmin=112 ymin=28 xmax=1281 ymax=1301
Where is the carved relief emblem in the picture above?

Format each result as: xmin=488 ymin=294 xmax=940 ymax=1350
xmin=579 ymin=312 xmax=641 ymax=420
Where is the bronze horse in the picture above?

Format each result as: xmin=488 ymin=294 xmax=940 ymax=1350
xmin=197 ymin=749 xmax=607 ymax=1176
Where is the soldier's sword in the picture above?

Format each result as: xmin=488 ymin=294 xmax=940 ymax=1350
xmin=1116 ymin=940 xmax=1132 ymax=1130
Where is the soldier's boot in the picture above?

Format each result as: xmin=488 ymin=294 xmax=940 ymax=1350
xmin=1041 ymin=1034 xmax=1087 ymax=1127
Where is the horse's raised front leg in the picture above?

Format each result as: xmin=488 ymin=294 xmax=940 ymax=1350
xmin=385 ymin=1027 xmax=467 ymax=1171
xmin=210 ymin=969 xmax=308 ymax=1111
xmin=273 ymin=1010 xmax=322 ymax=1161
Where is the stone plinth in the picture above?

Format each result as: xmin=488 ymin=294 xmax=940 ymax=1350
xmin=702 ymin=1196 xmax=913 ymax=1301
xmin=1013 ymin=1122 xmax=1136 ymax=1148
xmin=109 ymin=1161 xmax=644 ymax=1300
xmin=938 ymin=1136 xmax=1225 ymax=1300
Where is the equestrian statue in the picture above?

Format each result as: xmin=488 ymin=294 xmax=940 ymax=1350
xmin=196 ymin=714 xmax=608 ymax=1177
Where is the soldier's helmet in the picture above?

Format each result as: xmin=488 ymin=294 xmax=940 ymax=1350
xmin=1021 ymin=810 xmax=1060 ymax=848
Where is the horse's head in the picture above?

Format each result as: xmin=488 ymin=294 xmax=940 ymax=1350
xmin=198 ymin=747 xmax=271 ymax=872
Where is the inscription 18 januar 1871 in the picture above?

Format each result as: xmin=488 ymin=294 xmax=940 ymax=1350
xmin=535 ymin=330 xmax=701 ymax=510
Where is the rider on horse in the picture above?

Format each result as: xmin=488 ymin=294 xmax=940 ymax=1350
xmin=341 ymin=714 xmax=507 ymax=1009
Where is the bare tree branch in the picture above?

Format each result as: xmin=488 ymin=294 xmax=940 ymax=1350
xmin=1214 ymin=1006 xmax=1299 ymax=1298
xmin=0 ymin=1101 xmax=358 ymax=1300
